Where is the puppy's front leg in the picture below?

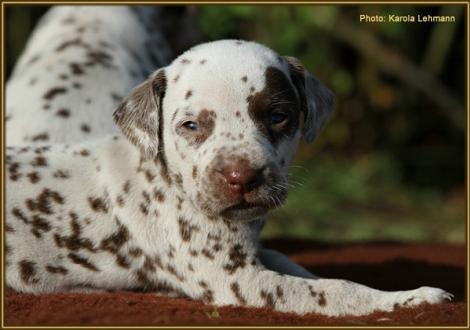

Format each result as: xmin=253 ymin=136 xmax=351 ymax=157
xmin=192 ymin=266 xmax=452 ymax=316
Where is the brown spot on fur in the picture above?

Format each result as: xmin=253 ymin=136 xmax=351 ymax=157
xmin=31 ymin=215 xmax=51 ymax=238
xmin=223 ymin=220 xmax=239 ymax=232
xmin=27 ymin=172 xmax=40 ymax=183
xmin=11 ymin=208 xmax=28 ymax=223
xmin=116 ymin=254 xmax=130 ymax=268
xmin=174 ymin=174 xmax=183 ymax=186
xmin=88 ymin=196 xmax=108 ymax=213
xmin=135 ymin=269 xmax=153 ymax=288
xmin=34 ymin=146 xmax=47 ymax=155
xmin=201 ymin=249 xmax=214 ymax=260
xmin=241 ymin=76 xmax=248 ymax=82
xmin=201 ymin=289 xmax=214 ymax=303
xmin=46 ymin=265 xmax=68 ymax=275
xmin=19 ymin=260 xmax=39 ymax=284
xmin=153 ymin=189 xmax=165 ymax=202
xmin=231 ymin=282 xmax=247 ymax=305
xmin=53 ymin=216 xmax=97 ymax=252
xmin=123 ymin=181 xmax=131 ymax=194
xmin=176 ymin=196 xmax=183 ymax=210
xmin=142 ymin=256 xmax=156 ymax=273
xmin=31 ymin=133 xmax=50 ymax=142
xmin=8 ymin=162 xmax=21 ymax=181
xmin=153 ymin=255 xmax=163 ymax=269
xmin=56 ymin=108 xmax=70 ymax=118
xmin=67 ymin=252 xmax=99 ymax=271
xmin=167 ymin=265 xmax=185 ymax=281
xmin=308 ymin=285 xmax=318 ymax=298
xmin=139 ymin=203 xmax=149 ymax=215
xmin=192 ymin=166 xmax=198 ymax=179
xmin=185 ymin=90 xmax=192 ymax=99
xmin=260 ymin=290 xmax=275 ymax=308
xmin=116 ymin=195 xmax=124 ymax=207
xmin=31 ymin=156 xmax=48 ymax=167
xmin=85 ymin=50 xmax=114 ymax=68
xmin=145 ymin=170 xmax=156 ymax=182
xmin=69 ymin=62 xmax=85 ymax=75
xmin=79 ymin=149 xmax=90 ymax=156
xmin=178 ymin=217 xmax=200 ymax=242
xmin=43 ymin=87 xmax=67 ymax=101
xmin=276 ymin=285 xmax=284 ymax=298
xmin=56 ymin=38 xmax=88 ymax=52
xmin=100 ymin=223 xmax=130 ymax=254
xmin=25 ymin=188 xmax=65 ymax=214
xmin=80 ymin=124 xmax=91 ymax=133
xmin=129 ymin=247 xmax=143 ymax=258
xmin=53 ymin=169 xmax=70 ymax=179
xmin=223 ymin=244 xmax=247 ymax=275
xmin=318 ymin=292 xmax=327 ymax=306
xmin=5 ymin=223 xmax=15 ymax=233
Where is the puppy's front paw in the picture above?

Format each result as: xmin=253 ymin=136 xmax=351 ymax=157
xmin=395 ymin=286 xmax=453 ymax=308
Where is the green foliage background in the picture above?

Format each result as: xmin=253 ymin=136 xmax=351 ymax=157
xmin=6 ymin=5 xmax=467 ymax=243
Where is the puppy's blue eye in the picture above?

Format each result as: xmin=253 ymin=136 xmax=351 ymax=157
xmin=182 ymin=121 xmax=199 ymax=131
xmin=270 ymin=112 xmax=288 ymax=125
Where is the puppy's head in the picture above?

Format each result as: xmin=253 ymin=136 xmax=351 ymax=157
xmin=114 ymin=40 xmax=334 ymax=221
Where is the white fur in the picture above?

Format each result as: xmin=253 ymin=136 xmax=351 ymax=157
xmin=6 ymin=14 xmax=452 ymax=317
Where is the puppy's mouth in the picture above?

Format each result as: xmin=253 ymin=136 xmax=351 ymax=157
xmin=221 ymin=200 xmax=269 ymax=221
xmin=220 ymin=188 xmax=287 ymax=221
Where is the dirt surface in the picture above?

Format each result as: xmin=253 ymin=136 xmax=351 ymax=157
xmin=5 ymin=240 xmax=467 ymax=326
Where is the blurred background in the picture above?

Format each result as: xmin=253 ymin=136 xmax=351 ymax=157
xmin=6 ymin=5 xmax=466 ymax=243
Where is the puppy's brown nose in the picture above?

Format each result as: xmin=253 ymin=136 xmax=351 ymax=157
xmin=222 ymin=163 xmax=264 ymax=195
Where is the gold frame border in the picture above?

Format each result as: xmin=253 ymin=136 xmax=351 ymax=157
xmin=1 ymin=1 xmax=468 ymax=328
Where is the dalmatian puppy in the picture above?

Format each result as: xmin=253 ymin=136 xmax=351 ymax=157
xmin=6 ymin=5 xmax=171 ymax=145
xmin=6 ymin=5 xmax=312 ymax=281
xmin=6 ymin=40 xmax=453 ymax=316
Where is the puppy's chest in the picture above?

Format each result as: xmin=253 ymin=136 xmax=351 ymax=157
xmin=111 ymin=194 xmax=257 ymax=278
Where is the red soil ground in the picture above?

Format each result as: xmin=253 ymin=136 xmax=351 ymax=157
xmin=5 ymin=239 xmax=467 ymax=326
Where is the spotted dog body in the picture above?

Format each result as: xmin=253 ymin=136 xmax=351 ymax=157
xmin=6 ymin=6 xmax=171 ymax=145
xmin=6 ymin=40 xmax=452 ymax=316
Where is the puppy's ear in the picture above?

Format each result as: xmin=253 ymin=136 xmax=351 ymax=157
xmin=113 ymin=69 xmax=167 ymax=159
xmin=284 ymin=57 xmax=335 ymax=143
